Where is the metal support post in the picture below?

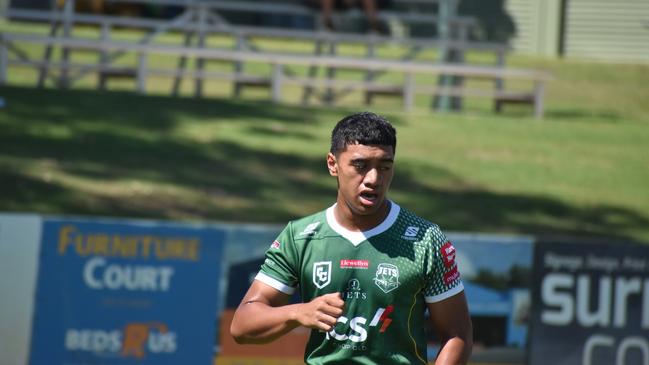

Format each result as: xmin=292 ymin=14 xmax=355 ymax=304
xmin=271 ymin=64 xmax=283 ymax=103
xmin=433 ymin=0 xmax=462 ymax=111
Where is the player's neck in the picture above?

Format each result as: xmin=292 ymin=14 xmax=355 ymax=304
xmin=333 ymin=199 xmax=391 ymax=232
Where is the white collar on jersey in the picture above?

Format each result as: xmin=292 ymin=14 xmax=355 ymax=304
xmin=325 ymin=200 xmax=401 ymax=246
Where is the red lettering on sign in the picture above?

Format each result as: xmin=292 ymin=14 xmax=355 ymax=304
xmin=121 ymin=322 xmax=167 ymax=359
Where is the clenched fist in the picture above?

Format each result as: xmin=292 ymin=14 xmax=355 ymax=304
xmin=293 ymin=292 xmax=345 ymax=331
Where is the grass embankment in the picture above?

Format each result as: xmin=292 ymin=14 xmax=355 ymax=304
xmin=1 ymin=20 xmax=648 ymax=243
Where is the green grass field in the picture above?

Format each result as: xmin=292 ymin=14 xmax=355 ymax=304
xmin=1 ymin=20 xmax=648 ymax=243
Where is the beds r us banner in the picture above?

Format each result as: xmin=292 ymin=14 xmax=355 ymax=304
xmin=29 ymin=218 xmax=224 ymax=365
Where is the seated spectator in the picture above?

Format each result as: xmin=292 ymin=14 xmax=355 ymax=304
xmin=313 ymin=0 xmax=391 ymax=34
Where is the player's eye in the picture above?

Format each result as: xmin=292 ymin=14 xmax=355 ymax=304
xmin=352 ymin=161 xmax=367 ymax=171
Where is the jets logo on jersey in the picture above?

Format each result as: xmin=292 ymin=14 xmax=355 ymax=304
xmin=270 ymin=240 xmax=281 ymax=249
xmin=343 ymin=278 xmax=367 ymax=300
xmin=299 ymin=222 xmax=321 ymax=237
xmin=402 ymin=226 xmax=420 ymax=240
xmin=313 ymin=261 xmax=332 ymax=289
xmin=374 ymin=263 xmax=400 ymax=293
xmin=347 ymin=278 xmax=361 ymax=291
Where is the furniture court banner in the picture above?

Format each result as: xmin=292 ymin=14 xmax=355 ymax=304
xmin=529 ymin=241 xmax=649 ymax=365
xmin=29 ymin=218 xmax=225 ymax=365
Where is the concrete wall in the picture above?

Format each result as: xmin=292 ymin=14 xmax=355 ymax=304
xmin=0 ymin=214 xmax=42 ymax=365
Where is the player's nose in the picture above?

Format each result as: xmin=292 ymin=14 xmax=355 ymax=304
xmin=363 ymin=168 xmax=381 ymax=187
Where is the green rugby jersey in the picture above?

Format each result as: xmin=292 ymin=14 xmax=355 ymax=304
xmin=255 ymin=201 xmax=464 ymax=365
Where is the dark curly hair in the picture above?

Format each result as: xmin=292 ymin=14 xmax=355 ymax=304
xmin=330 ymin=112 xmax=396 ymax=155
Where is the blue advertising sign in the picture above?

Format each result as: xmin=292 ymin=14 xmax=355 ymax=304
xmin=29 ymin=218 xmax=224 ymax=365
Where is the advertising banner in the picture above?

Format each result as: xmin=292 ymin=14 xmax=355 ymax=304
xmin=29 ymin=218 xmax=225 ymax=365
xmin=529 ymin=241 xmax=649 ymax=365
xmin=0 ymin=213 xmax=534 ymax=365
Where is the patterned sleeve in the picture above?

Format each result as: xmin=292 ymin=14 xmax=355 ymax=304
xmin=423 ymin=226 xmax=464 ymax=303
xmin=254 ymin=222 xmax=300 ymax=295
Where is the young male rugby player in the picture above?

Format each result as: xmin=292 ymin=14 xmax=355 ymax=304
xmin=230 ymin=112 xmax=472 ymax=364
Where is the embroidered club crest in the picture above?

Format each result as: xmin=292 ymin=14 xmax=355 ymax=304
xmin=374 ymin=263 xmax=400 ymax=293
xmin=347 ymin=278 xmax=361 ymax=291
xmin=313 ymin=261 xmax=332 ymax=289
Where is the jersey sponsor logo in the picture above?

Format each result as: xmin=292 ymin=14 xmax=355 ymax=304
xmin=325 ymin=305 xmax=394 ymax=345
xmin=401 ymin=226 xmax=420 ymax=240
xmin=374 ymin=263 xmax=400 ymax=293
xmin=270 ymin=240 xmax=281 ymax=249
xmin=370 ymin=305 xmax=395 ymax=333
xmin=444 ymin=266 xmax=460 ymax=285
xmin=441 ymin=241 xmax=457 ymax=268
xmin=313 ymin=261 xmax=332 ymax=289
xmin=299 ymin=222 xmax=321 ymax=237
xmin=342 ymin=278 xmax=367 ymax=300
xmin=340 ymin=259 xmax=369 ymax=269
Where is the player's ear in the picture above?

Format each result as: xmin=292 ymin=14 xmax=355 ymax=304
xmin=327 ymin=152 xmax=338 ymax=176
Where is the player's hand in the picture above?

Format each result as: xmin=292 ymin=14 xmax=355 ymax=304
xmin=293 ymin=292 xmax=345 ymax=331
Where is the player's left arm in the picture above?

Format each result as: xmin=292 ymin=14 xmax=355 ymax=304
xmin=427 ymin=291 xmax=473 ymax=365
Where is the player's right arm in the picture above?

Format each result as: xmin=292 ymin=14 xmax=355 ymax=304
xmin=230 ymin=280 xmax=344 ymax=344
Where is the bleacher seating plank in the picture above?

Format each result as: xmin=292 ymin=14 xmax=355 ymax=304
xmin=1 ymin=32 xmax=550 ymax=118
xmin=3 ymin=0 xmax=550 ymax=118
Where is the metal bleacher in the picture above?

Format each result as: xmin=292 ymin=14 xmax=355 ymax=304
xmin=0 ymin=0 xmax=551 ymax=117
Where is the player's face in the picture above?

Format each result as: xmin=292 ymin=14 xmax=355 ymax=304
xmin=327 ymin=143 xmax=395 ymax=219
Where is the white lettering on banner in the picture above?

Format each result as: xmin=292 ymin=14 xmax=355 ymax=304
xmin=622 ymin=257 xmax=647 ymax=271
xmin=614 ymin=277 xmax=641 ymax=328
xmin=586 ymin=256 xmax=619 ymax=273
xmin=577 ymin=276 xmax=611 ymax=327
xmin=541 ymin=273 xmax=649 ymax=329
xmin=148 ymin=332 xmax=178 ymax=354
xmin=544 ymin=252 xmax=584 ymax=271
xmin=83 ymin=257 xmax=175 ymax=291
xmin=64 ymin=328 xmax=177 ymax=356
xmin=65 ymin=329 xmax=121 ymax=353
xmin=545 ymin=252 xmax=648 ymax=273
xmin=541 ymin=273 xmax=574 ymax=325
xmin=582 ymin=335 xmax=613 ymax=365
xmin=582 ymin=334 xmax=649 ymax=365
